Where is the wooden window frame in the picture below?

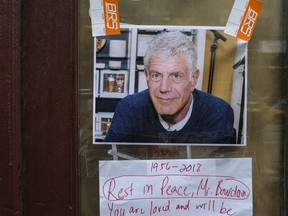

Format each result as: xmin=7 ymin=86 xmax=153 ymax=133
xmin=0 ymin=0 xmax=78 ymax=215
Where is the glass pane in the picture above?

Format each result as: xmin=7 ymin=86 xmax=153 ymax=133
xmin=79 ymin=0 xmax=287 ymax=215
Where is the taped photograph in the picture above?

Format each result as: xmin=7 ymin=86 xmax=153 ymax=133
xmin=93 ymin=25 xmax=248 ymax=146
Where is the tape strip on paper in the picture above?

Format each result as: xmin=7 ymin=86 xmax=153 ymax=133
xmin=225 ymin=0 xmax=264 ymax=41
xmin=89 ymin=0 xmax=120 ymax=36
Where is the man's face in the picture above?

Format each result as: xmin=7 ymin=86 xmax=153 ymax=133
xmin=145 ymin=54 xmax=199 ymax=121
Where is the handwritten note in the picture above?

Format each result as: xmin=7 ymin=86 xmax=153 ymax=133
xmin=99 ymin=158 xmax=252 ymax=216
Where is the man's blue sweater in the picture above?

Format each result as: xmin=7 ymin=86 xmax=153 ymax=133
xmin=104 ymin=89 xmax=235 ymax=144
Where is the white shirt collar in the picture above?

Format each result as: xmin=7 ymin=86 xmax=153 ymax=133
xmin=158 ymin=99 xmax=194 ymax=131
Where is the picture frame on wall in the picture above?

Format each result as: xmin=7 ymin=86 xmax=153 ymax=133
xmin=99 ymin=70 xmax=128 ymax=98
xmin=95 ymin=112 xmax=114 ymax=140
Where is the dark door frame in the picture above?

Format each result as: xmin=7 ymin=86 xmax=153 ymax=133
xmin=0 ymin=1 xmax=22 ymax=215
xmin=0 ymin=0 xmax=78 ymax=215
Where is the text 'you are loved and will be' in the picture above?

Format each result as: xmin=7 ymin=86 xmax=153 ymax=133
xmin=100 ymin=159 xmax=252 ymax=216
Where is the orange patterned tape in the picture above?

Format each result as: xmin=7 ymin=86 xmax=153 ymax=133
xmin=103 ymin=0 xmax=121 ymax=36
xmin=236 ymin=0 xmax=264 ymax=41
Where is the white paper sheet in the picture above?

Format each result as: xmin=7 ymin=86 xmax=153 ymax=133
xmin=99 ymin=158 xmax=253 ymax=216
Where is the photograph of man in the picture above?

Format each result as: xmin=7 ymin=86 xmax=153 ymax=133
xmin=104 ymin=31 xmax=235 ymax=144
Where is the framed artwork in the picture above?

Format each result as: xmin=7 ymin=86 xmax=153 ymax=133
xmin=94 ymin=112 xmax=114 ymax=140
xmin=99 ymin=70 xmax=128 ymax=98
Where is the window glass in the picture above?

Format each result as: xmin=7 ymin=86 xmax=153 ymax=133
xmin=79 ymin=0 xmax=287 ymax=215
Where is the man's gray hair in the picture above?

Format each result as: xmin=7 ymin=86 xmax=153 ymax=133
xmin=143 ymin=31 xmax=198 ymax=75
